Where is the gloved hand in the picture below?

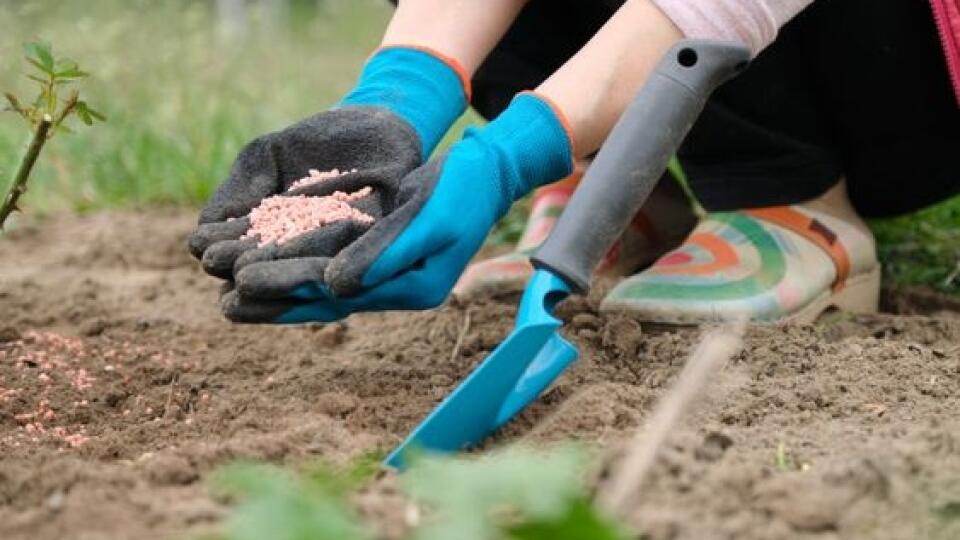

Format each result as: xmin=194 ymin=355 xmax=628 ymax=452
xmin=188 ymin=47 xmax=469 ymax=278
xmin=220 ymin=93 xmax=575 ymax=323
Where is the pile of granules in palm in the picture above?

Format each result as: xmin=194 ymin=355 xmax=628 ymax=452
xmin=287 ymin=168 xmax=358 ymax=192
xmin=242 ymin=168 xmax=374 ymax=247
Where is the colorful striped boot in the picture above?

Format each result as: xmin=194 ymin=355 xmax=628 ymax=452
xmin=601 ymin=180 xmax=881 ymax=323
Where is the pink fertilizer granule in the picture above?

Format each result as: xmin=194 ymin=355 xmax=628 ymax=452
xmin=287 ymin=167 xmax=358 ymax=192
xmin=243 ymin=185 xmax=374 ymax=247
xmin=0 ymin=331 xmax=178 ymax=451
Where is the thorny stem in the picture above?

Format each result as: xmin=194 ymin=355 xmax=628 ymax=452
xmin=0 ymin=115 xmax=53 ymax=229
xmin=50 ymin=91 xmax=80 ymax=136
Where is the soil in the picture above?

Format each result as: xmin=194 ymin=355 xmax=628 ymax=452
xmin=1 ymin=210 xmax=958 ymax=540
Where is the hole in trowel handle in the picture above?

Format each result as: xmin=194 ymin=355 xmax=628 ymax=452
xmin=677 ymin=48 xmax=698 ymax=67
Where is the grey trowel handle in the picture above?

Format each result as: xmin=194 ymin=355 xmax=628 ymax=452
xmin=531 ymin=40 xmax=751 ymax=293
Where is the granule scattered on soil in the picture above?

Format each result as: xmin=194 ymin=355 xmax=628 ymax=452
xmin=287 ymin=168 xmax=358 ymax=192
xmin=0 ymin=330 xmax=178 ymax=452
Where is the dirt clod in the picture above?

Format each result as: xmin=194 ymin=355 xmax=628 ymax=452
xmin=694 ymin=431 xmax=733 ymax=462
xmin=0 ymin=326 xmax=21 ymax=343
xmin=142 ymin=453 xmax=200 ymax=486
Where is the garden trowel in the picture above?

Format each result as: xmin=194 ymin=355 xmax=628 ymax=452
xmin=385 ymin=40 xmax=751 ymax=470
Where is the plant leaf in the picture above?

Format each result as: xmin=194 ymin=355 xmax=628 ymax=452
xmin=74 ymin=101 xmax=104 ymax=126
xmin=26 ymin=58 xmax=53 ymax=77
xmin=508 ymin=498 xmax=626 ymax=540
xmin=56 ymin=69 xmax=89 ymax=80
xmin=212 ymin=463 xmax=371 ymax=540
xmin=77 ymin=107 xmax=93 ymax=126
xmin=86 ymin=107 xmax=106 ymax=122
xmin=24 ymin=41 xmax=54 ymax=73
xmin=403 ymin=446 xmax=590 ymax=540
xmin=302 ymin=450 xmax=386 ymax=497
xmin=55 ymin=59 xmax=89 ymax=79
xmin=54 ymin=58 xmax=76 ymax=72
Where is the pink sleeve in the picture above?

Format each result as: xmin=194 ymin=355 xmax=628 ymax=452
xmin=651 ymin=0 xmax=813 ymax=55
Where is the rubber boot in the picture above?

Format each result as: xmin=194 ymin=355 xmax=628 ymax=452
xmin=601 ymin=179 xmax=880 ymax=323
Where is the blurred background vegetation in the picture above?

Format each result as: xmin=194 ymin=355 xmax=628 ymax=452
xmin=1 ymin=0 xmax=957 ymax=294
xmin=1 ymin=0 xmax=396 ymax=210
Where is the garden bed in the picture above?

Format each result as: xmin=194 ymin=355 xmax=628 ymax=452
xmin=1 ymin=210 xmax=958 ymax=539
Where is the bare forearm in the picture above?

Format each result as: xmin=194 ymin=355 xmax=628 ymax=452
xmin=537 ymin=0 xmax=682 ymax=156
xmin=382 ymin=0 xmax=529 ymax=74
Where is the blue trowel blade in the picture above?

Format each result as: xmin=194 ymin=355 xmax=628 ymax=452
xmin=493 ymin=333 xmax=577 ymax=429
xmin=384 ymin=270 xmax=576 ymax=470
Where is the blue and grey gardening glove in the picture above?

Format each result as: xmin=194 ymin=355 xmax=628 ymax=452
xmin=222 ymin=92 xmax=575 ymax=323
xmin=188 ymin=46 xmax=469 ymax=278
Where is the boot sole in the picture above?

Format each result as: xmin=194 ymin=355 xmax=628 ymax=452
xmin=782 ymin=265 xmax=881 ymax=324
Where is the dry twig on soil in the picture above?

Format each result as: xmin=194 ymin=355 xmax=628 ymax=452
xmin=598 ymin=321 xmax=745 ymax=517
xmin=450 ymin=311 xmax=472 ymax=362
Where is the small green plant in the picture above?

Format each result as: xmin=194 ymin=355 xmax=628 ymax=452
xmin=773 ymin=442 xmax=794 ymax=472
xmin=773 ymin=442 xmax=812 ymax=472
xmin=207 ymin=446 xmax=627 ymax=540
xmin=1 ymin=41 xmax=103 ymax=228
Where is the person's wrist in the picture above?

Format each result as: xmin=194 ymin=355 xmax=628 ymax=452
xmin=474 ymin=92 xmax=576 ymax=204
xmin=339 ymin=46 xmax=470 ymax=159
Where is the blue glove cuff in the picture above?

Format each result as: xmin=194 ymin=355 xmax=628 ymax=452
xmin=467 ymin=92 xmax=575 ymax=205
xmin=339 ymin=47 xmax=469 ymax=160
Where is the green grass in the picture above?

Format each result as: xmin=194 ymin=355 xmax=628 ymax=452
xmin=1 ymin=0 xmax=397 ymax=212
xmin=869 ymin=197 xmax=960 ymax=295
xmin=3 ymin=0 xmax=957 ymax=294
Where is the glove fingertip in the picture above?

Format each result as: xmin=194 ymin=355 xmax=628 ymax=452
xmin=202 ymin=238 xmax=258 ymax=279
xmin=219 ymin=289 xmax=242 ymax=318
xmin=189 ymin=218 xmax=251 ymax=260
xmin=235 ymin=258 xmax=331 ymax=300
xmin=220 ymin=290 xmax=286 ymax=324
xmin=187 ymin=232 xmax=207 ymax=260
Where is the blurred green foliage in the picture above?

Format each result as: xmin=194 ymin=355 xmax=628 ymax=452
xmin=1 ymin=0 xmax=402 ymax=212
xmin=870 ymin=199 xmax=960 ymax=296
xmin=206 ymin=446 xmax=625 ymax=540
xmin=210 ymin=461 xmax=371 ymax=540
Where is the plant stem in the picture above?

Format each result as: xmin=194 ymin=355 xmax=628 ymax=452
xmin=51 ymin=91 xmax=80 ymax=133
xmin=0 ymin=115 xmax=53 ymax=229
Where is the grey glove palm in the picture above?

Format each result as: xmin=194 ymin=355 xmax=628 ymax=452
xmin=187 ymin=106 xmax=421 ymax=279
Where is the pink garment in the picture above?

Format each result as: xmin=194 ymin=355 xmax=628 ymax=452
xmin=652 ymin=0 xmax=960 ymax=105
xmin=650 ymin=0 xmax=811 ymax=55
xmin=930 ymin=0 xmax=960 ymax=105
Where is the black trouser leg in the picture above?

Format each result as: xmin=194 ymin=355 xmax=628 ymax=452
xmin=681 ymin=0 xmax=960 ymax=217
